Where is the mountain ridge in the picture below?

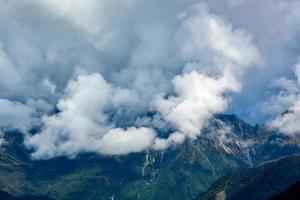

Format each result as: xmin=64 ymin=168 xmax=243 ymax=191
xmin=196 ymin=154 xmax=300 ymax=200
xmin=0 ymin=114 xmax=299 ymax=200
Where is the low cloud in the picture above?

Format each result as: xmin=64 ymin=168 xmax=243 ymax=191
xmin=151 ymin=4 xmax=259 ymax=146
xmin=0 ymin=99 xmax=34 ymax=136
xmin=100 ymin=127 xmax=156 ymax=155
xmin=25 ymin=73 xmax=151 ymax=159
xmin=152 ymin=71 xmax=238 ymax=138
xmin=0 ymin=0 xmax=265 ymax=159
xmin=152 ymin=132 xmax=186 ymax=150
xmin=267 ymin=60 xmax=300 ymax=137
xmin=25 ymin=1 xmax=260 ymax=159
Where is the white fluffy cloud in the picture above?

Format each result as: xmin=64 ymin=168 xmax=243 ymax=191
xmin=151 ymin=5 xmax=259 ymax=144
xmin=152 ymin=132 xmax=186 ymax=150
xmin=100 ymin=127 xmax=156 ymax=155
xmin=25 ymin=73 xmax=154 ymax=159
xmin=152 ymin=71 xmax=239 ymax=138
xmin=268 ymin=60 xmax=300 ymax=136
xmin=0 ymin=0 xmax=270 ymax=159
xmin=269 ymin=104 xmax=300 ymax=136
xmin=22 ymin=1 xmax=262 ymax=159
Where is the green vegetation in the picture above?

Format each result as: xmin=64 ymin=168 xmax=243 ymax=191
xmin=197 ymin=154 xmax=300 ymax=200
xmin=0 ymin=115 xmax=299 ymax=200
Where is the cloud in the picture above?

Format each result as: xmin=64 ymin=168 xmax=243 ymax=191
xmin=6 ymin=0 xmax=299 ymax=160
xmin=152 ymin=132 xmax=186 ymax=150
xmin=179 ymin=3 xmax=260 ymax=71
xmin=225 ymin=0 xmax=251 ymax=7
xmin=152 ymin=71 xmax=239 ymax=138
xmin=0 ymin=0 xmax=299 ymax=124
xmin=42 ymin=79 xmax=56 ymax=95
xmin=0 ymin=99 xmax=34 ymax=134
xmin=151 ymin=4 xmax=260 ymax=143
xmin=0 ymin=42 xmax=21 ymax=94
xmin=12 ymin=1 xmax=262 ymax=159
xmin=267 ymin=59 xmax=300 ymax=137
xmin=202 ymin=0 xmax=300 ymax=123
xmin=100 ymin=127 xmax=156 ymax=155
xmin=25 ymin=73 xmax=153 ymax=159
xmin=269 ymin=107 xmax=300 ymax=136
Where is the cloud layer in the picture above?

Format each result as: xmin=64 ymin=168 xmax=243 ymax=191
xmin=1 ymin=0 xmax=300 ymax=159
xmin=25 ymin=1 xmax=262 ymax=158
xmin=26 ymin=73 xmax=155 ymax=159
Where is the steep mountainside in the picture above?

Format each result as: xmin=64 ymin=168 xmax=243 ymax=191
xmin=197 ymin=154 xmax=300 ymax=200
xmin=0 ymin=190 xmax=51 ymax=200
xmin=0 ymin=115 xmax=299 ymax=200
xmin=269 ymin=180 xmax=300 ymax=200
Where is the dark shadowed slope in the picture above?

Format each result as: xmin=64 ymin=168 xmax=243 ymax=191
xmin=197 ymin=154 xmax=300 ymax=200
xmin=269 ymin=180 xmax=300 ymax=200
xmin=0 ymin=190 xmax=52 ymax=200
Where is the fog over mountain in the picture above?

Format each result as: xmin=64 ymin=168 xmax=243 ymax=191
xmin=1 ymin=0 xmax=300 ymax=159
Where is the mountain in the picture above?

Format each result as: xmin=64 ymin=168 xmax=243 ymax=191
xmin=0 ymin=190 xmax=19 ymax=200
xmin=0 ymin=115 xmax=299 ymax=200
xmin=0 ymin=190 xmax=51 ymax=200
xmin=196 ymin=154 xmax=300 ymax=200
xmin=269 ymin=180 xmax=300 ymax=200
